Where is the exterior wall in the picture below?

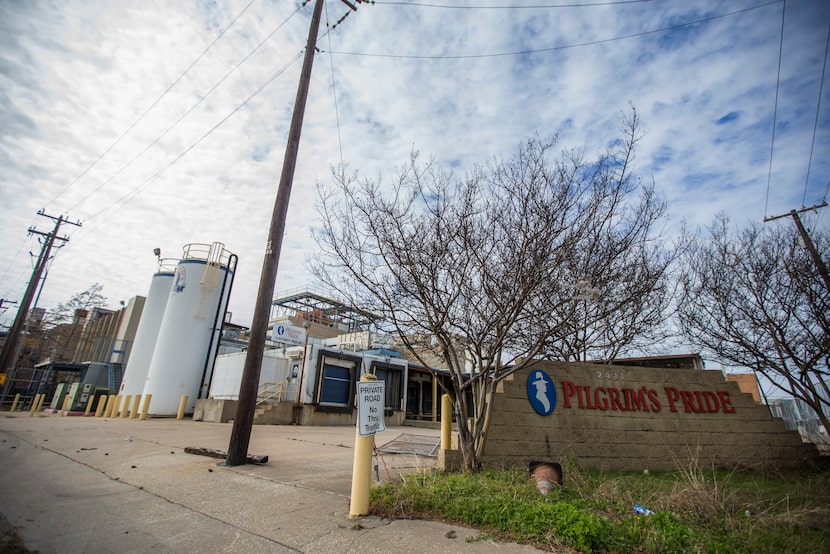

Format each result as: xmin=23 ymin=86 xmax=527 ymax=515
xmin=109 ymin=296 xmax=145 ymax=363
xmin=209 ymin=350 xmax=288 ymax=400
xmin=72 ymin=299 xmax=145 ymax=364
xmin=726 ymin=372 xmax=762 ymax=404
xmin=482 ymin=361 xmax=822 ymax=471
xmin=193 ymin=398 xmax=239 ymax=423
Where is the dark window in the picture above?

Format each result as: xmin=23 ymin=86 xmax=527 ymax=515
xmin=320 ymin=364 xmax=352 ymax=406
xmin=421 ymin=381 xmax=433 ymax=416
xmin=314 ymin=350 xmax=362 ymax=410
xmin=371 ymin=361 xmax=403 ymax=411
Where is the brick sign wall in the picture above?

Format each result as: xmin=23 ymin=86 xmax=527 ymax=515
xmin=482 ymin=361 xmax=822 ymax=471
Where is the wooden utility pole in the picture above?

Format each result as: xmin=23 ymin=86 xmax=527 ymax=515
xmin=0 ymin=211 xmax=80 ymax=405
xmin=225 ymin=0 xmax=327 ymax=466
xmin=765 ymin=203 xmax=830 ymax=292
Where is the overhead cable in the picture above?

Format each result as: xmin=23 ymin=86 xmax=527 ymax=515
xmin=65 ymin=3 xmax=307 ymax=214
xmin=44 ymin=0 xmax=259 ymax=210
xmin=802 ymin=25 xmax=830 ymax=208
xmin=372 ymin=0 xmax=654 ymax=8
xmin=322 ymin=1 xmax=781 ymax=59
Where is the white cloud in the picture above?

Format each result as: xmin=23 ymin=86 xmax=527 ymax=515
xmin=1 ymin=0 xmax=828 ymax=329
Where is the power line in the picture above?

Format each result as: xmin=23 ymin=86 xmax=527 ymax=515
xmin=70 ymin=8 xmax=350 ymax=234
xmin=0 ymin=238 xmax=31 ymax=297
xmin=802 ymin=25 xmax=830 ymax=208
xmin=373 ymin=0 xmax=655 ymax=8
xmin=0 ymin=211 xmax=81 ymax=392
xmin=0 ymin=211 xmax=45 ymax=295
xmin=43 ymin=0 xmax=260 ymax=210
xmin=764 ymin=0 xmax=786 ymax=220
xmin=64 ymin=3 xmax=307 ymax=215
xmin=326 ymin=0 xmax=346 ymax=168
xmin=72 ymin=52 xmax=305 ymax=239
xmin=322 ymin=1 xmax=781 ymax=59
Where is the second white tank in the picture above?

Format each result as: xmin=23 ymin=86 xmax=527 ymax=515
xmin=119 ymin=259 xmax=177 ymax=397
xmin=142 ymin=243 xmax=235 ymax=415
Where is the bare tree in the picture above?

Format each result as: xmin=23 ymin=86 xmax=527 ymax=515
xmin=41 ymin=283 xmax=107 ymax=362
xmin=311 ymin=111 xmax=670 ymax=470
xmin=542 ymin=120 xmax=685 ymax=362
xmin=677 ymin=215 xmax=830 ymax=436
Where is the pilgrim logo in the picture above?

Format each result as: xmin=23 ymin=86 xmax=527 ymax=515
xmin=173 ymin=265 xmax=187 ymax=293
xmin=527 ymin=370 xmax=556 ymax=416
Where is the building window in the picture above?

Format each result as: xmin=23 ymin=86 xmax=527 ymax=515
xmin=371 ymin=361 xmax=404 ymax=411
xmin=319 ymin=363 xmax=352 ymax=405
xmin=314 ymin=350 xmax=361 ymax=410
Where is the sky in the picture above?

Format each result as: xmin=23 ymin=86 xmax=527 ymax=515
xmin=1 ymin=0 xmax=829 ymax=341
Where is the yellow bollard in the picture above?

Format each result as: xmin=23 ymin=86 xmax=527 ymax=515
xmin=104 ymin=395 xmax=117 ymax=418
xmin=176 ymin=395 xmax=189 ymax=420
xmin=60 ymin=394 xmax=72 ymax=416
xmin=130 ymin=395 xmax=141 ymax=419
xmin=441 ymin=394 xmax=452 ymax=451
xmin=349 ymin=426 xmax=375 ymax=517
xmin=29 ymin=394 xmax=42 ymax=416
xmin=95 ymin=395 xmax=107 ymax=417
xmin=10 ymin=394 xmax=21 ymax=413
xmin=113 ymin=395 xmax=123 ymax=417
xmin=36 ymin=393 xmax=46 ymax=413
xmin=121 ymin=395 xmax=132 ymax=418
xmin=139 ymin=394 xmax=152 ymax=420
xmin=349 ymin=374 xmax=379 ymax=518
xmin=84 ymin=395 xmax=95 ymax=416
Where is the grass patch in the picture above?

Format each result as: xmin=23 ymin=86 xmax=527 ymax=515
xmin=369 ymin=461 xmax=830 ymax=553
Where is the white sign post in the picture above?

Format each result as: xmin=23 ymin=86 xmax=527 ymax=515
xmin=350 ymin=375 xmax=386 ymax=517
xmin=357 ymin=380 xmax=386 ymax=437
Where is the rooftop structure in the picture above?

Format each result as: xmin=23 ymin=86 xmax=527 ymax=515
xmin=270 ymin=287 xmax=379 ymax=334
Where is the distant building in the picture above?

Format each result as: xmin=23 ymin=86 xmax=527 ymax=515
xmin=589 ymin=353 xmax=705 ymax=370
xmin=725 ymin=372 xmax=762 ymax=404
xmin=768 ymin=397 xmax=828 ymax=446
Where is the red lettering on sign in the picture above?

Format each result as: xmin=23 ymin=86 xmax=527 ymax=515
xmin=718 ymin=391 xmax=736 ymax=413
xmin=562 ymin=381 xmax=577 ymax=408
xmin=594 ymin=387 xmax=609 ymax=410
xmin=608 ymin=388 xmax=625 ymax=411
xmin=665 ymin=387 xmax=680 ymax=412
xmin=584 ymin=386 xmax=597 ymax=409
xmin=702 ymin=391 xmax=720 ymax=413
xmin=624 ymin=388 xmax=644 ymax=412
xmin=558 ymin=380 xmax=735 ymax=415
xmin=647 ymin=389 xmax=662 ymax=412
xmin=681 ymin=390 xmax=702 ymax=413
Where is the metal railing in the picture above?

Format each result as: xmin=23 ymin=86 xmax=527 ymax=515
xmin=256 ymin=382 xmax=286 ymax=405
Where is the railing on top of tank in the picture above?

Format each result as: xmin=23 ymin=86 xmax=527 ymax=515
xmin=156 ymin=258 xmax=179 ymax=274
xmin=180 ymin=243 xmax=233 ymax=266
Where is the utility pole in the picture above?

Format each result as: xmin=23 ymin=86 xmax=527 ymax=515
xmin=0 ymin=211 xmax=80 ymax=406
xmin=225 ymin=0 xmax=329 ymax=466
xmin=765 ymin=203 xmax=830 ymax=292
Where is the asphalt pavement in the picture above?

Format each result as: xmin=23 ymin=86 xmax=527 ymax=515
xmin=0 ymin=412 xmax=541 ymax=553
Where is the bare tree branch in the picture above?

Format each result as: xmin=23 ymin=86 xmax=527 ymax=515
xmin=677 ymin=215 xmax=830 ymax=436
xmin=310 ymin=109 xmax=674 ymax=469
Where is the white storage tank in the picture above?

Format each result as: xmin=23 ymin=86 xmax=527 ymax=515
xmin=119 ymin=259 xmax=177 ymax=396
xmin=142 ymin=243 xmax=236 ymax=415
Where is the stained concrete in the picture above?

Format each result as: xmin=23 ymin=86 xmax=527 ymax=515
xmin=0 ymin=414 xmax=541 ymax=553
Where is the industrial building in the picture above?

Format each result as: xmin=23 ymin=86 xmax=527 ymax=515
xmin=197 ymin=288 xmax=412 ymax=426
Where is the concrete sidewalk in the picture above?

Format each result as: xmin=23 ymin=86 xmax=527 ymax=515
xmin=0 ymin=413 xmax=541 ymax=553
